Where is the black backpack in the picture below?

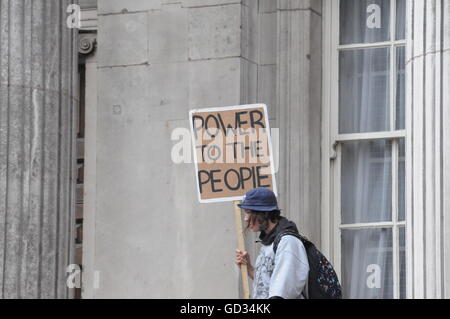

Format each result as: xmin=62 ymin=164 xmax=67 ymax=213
xmin=273 ymin=230 xmax=342 ymax=299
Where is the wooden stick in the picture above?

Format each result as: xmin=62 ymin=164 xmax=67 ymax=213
xmin=233 ymin=200 xmax=250 ymax=299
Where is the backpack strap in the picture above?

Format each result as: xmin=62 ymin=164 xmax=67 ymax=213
xmin=273 ymin=230 xmax=312 ymax=254
xmin=272 ymin=230 xmax=311 ymax=299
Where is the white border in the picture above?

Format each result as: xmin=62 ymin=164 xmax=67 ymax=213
xmin=189 ymin=104 xmax=278 ymax=204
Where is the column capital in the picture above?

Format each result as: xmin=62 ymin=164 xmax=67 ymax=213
xmin=79 ymin=33 xmax=97 ymax=56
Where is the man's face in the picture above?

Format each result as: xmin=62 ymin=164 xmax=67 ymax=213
xmin=244 ymin=209 xmax=260 ymax=232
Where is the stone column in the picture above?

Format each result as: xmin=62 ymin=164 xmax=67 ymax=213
xmin=276 ymin=0 xmax=322 ymax=244
xmin=405 ymin=0 xmax=450 ymax=299
xmin=0 ymin=0 xmax=78 ymax=298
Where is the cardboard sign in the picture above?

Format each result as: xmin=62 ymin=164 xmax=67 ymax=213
xmin=190 ymin=104 xmax=277 ymax=203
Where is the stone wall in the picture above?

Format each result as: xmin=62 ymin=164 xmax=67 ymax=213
xmin=89 ymin=0 xmax=246 ymax=298
xmin=84 ymin=0 xmax=322 ymax=298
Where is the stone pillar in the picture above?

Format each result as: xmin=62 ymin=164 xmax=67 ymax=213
xmin=405 ymin=0 xmax=450 ymax=299
xmin=276 ymin=0 xmax=322 ymax=244
xmin=0 ymin=0 xmax=78 ymax=298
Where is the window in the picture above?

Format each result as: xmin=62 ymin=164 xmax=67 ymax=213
xmin=323 ymin=0 xmax=406 ymax=299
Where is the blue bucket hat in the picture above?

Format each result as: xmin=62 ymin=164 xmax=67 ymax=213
xmin=238 ymin=188 xmax=279 ymax=212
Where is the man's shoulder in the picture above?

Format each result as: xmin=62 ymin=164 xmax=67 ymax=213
xmin=277 ymin=234 xmax=306 ymax=250
xmin=275 ymin=234 xmax=309 ymax=267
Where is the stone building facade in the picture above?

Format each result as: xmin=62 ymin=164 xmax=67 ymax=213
xmin=0 ymin=0 xmax=449 ymax=299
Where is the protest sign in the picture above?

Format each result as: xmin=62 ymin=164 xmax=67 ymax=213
xmin=189 ymin=104 xmax=277 ymax=203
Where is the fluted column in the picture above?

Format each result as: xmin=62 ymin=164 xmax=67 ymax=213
xmin=0 ymin=0 xmax=78 ymax=298
xmin=276 ymin=0 xmax=322 ymax=244
xmin=405 ymin=0 xmax=450 ymax=299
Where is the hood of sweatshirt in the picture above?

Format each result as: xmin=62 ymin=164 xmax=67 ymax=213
xmin=259 ymin=216 xmax=299 ymax=246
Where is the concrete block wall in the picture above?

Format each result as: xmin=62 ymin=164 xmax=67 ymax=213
xmin=87 ymin=0 xmax=278 ymax=298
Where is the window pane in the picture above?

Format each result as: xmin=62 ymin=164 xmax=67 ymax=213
xmin=396 ymin=0 xmax=406 ymax=40
xmin=341 ymin=140 xmax=392 ymax=224
xmin=342 ymin=228 xmax=393 ymax=299
xmin=340 ymin=0 xmax=391 ymax=45
xmin=398 ymin=139 xmax=405 ymax=221
xmin=396 ymin=46 xmax=406 ymax=130
xmin=339 ymin=48 xmax=390 ymax=134
xmin=399 ymin=227 xmax=406 ymax=299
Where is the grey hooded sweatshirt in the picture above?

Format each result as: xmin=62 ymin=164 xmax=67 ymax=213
xmin=252 ymin=217 xmax=309 ymax=299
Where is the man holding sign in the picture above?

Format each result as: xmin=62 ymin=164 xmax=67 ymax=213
xmin=190 ymin=104 xmax=278 ymax=299
xmin=235 ymin=187 xmax=309 ymax=299
xmin=190 ymin=105 xmax=342 ymax=299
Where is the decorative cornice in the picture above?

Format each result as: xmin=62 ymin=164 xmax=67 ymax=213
xmin=80 ymin=8 xmax=98 ymax=31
